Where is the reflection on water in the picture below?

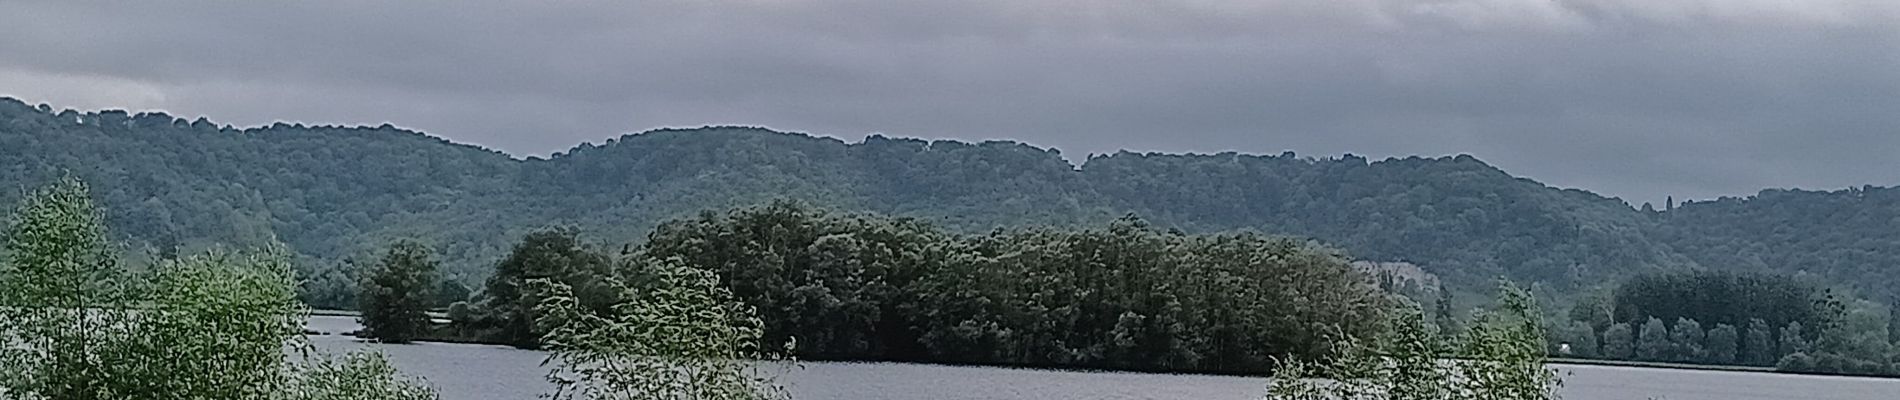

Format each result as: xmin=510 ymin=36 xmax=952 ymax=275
xmin=306 ymin=316 xmax=1900 ymax=400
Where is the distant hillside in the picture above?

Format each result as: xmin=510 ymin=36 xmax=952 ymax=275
xmin=3 ymin=97 xmax=1895 ymax=300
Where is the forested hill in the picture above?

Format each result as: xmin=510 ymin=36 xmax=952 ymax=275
xmin=1 ymin=97 xmax=1894 ymax=299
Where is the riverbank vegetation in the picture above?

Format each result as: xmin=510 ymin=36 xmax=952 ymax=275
xmin=358 ymin=240 xmax=440 ymax=343
xmin=1551 ymin=270 xmax=1900 ymax=377
xmin=0 ymin=177 xmax=1569 ymax=399
xmin=1 ymin=178 xmax=795 ymax=400
xmin=0 ymin=178 xmax=437 ymax=399
xmin=15 ymin=102 xmax=1900 ymax=379
xmin=1268 ymin=282 xmax=1560 ymax=400
xmin=429 ymin=201 xmax=1389 ymax=374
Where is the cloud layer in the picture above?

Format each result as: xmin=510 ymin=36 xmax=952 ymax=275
xmin=4 ymin=0 xmax=1898 ymax=204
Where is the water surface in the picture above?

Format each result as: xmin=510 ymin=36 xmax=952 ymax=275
xmin=307 ymin=316 xmax=1900 ymax=400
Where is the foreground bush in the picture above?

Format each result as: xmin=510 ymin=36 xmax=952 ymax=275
xmin=1266 ymin=281 xmax=1561 ymax=400
xmin=0 ymin=178 xmax=437 ymax=400
xmin=290 ymin=351 xmax=439 ymax=400
xmin=533 ymin=256 xmax=791 ymax=400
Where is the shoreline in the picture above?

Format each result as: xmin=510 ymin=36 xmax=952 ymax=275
xmin=303 ymin=314 xmax=1898 ymax=381
xmin=1548 ymin=357 xmax=1777 ymax=373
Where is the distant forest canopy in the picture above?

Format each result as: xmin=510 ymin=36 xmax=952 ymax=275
xmin=5 ymin=96 xmax=1900 ymax=302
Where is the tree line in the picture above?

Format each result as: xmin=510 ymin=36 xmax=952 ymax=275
xmin=1 ymin=178 xmax=794 ymax=400
xmin=348 ymin=198 xmax=1565 ymax=399
xmin=0 ymin=176 xmax=1567 ymax=400
xmin=357 ymin=200 xmax=1393 ymax=374
xmin=1550 ymin=270 xmax=1900 ymax=376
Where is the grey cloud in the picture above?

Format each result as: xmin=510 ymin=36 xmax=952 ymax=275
xmin=2 ymin=0 xmax=1898 ymax=205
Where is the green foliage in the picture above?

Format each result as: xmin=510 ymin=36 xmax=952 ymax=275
xmin=290 ymin=351 xmax=440 ymax=400
xmin=1706 ymin=324 xmax=1739 ymax=365
xmin=1636 ymin=317 xmax=1669 ymax=361
xmin=130 ymin=248 xmax=307 ymax=399
xmin=1265 ymin=281 xmax=1560 ymax=400
xmin=359 ymin=240 xmax=440 ymax=343
xmin=0 ymin=177 xmax=438 ymax=399
xmin=1601 ymin=323 xmax=1634 ymax=360
xmin=1458 ymin=282 xmax=1562 ymax=400
xmin=1551 ymin=320 xmax=1599 ymax=358
xmin=1610 ymin=270 xmax=1831 ymax=336
xmin=299 ymin=264 xmax=358 ymax=311
xmin=1656 ymin=186 xmax=1900 ymax=300
xmin=532 ymin=257 xmax=790 ymax=400
xmin=1266 ymin=307 xmax=1444 ymax=400
xmin=0 ymin=177 xmax=140 ymax=398
xmin=446 ymin=301 xmax=473 ymax=323
xmin=1821 ymin=302 xmax=1892 ymax=357
xmin=434 ymin=279 xmax=471 ymax=308
xmin=0 ymin=101 xmax=1824 ymax=301
xmin=1568 ymin=270 xmax=1856 ymax=369
xmin=643 ymin=202 xmax=1389 ymax=373
xmin=1742 ymin=318 xmax=1776 ymax=366
xmin=1668 ymin=318 xmax=1705 ymax=363
xmin=1778 ymin=322 xmax=1810 ymax=358
xmin=1770 ymin=301 xmax=1900 ymax=376
xmin=478 ymin=228 xmax=614 ymax=349
xmin=12 ymin=100 xmax=1900 ymax=316
xmin=1777 ymin=352 xmax=1815 ymax=372
xmin=1433 ymin=288 xmax=1461 ymax=339
xmin=640 ymin=201 xmax=946 ymax=360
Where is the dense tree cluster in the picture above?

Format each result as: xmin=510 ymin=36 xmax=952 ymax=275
xmin=629 ymin=201 xmax=1389 ymax=373
xmin=358 ymin=240 xmax=440 ymax=343
xmin=1553 ymin=270 xmax=1900 ymax=376
xmin=441 ymin=202 xmax=1389 ymax=374
xmin=1604 ymin=271 xmax=1833 ymax=335
xmin=475 ymin=228 xmax=617 ymax=349
xmin=1558 ymin=271 xmax=1830 ymax=367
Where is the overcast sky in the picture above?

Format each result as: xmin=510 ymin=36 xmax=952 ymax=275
xmin=3 ymin=0 xmax=1898 ymax=205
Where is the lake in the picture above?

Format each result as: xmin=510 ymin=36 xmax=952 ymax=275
xmin=307 ymin=316 xmax=1900 ymax=400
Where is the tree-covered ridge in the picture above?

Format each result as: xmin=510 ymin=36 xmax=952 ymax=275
xmin=0 ymin=97 xmax=517 ymax=265
xmin=1656 ymin=186 xmax=1900 ymax=296
xmin=4 ymin=96 xmax=1898 ymax=301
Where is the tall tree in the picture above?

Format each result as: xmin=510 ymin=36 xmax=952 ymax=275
xmin=1779 ymin=322 xmax=1810 ymax=359
xmin=1668 ymin=318 xmax=1705 ymax=363
xmin=359 ymin=240 xmax=440 ymax=343
xmin=1636 ymin=317 xmax=1670 ymax=361
xmin=480 ymin=228 xmax=614 ymax=349
xmin=1705 ymin=324 xmax=1739 ymax=365
xmin=1742 ymin=318 xmax=1776 ymax=366
xmin=1436 ymin=288 xmax=1461 ymax=339
xmin=1601 ymin=323 xmax=1634 ymax=360
xmin=0 ymin=177 xmax=137 ymax=399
